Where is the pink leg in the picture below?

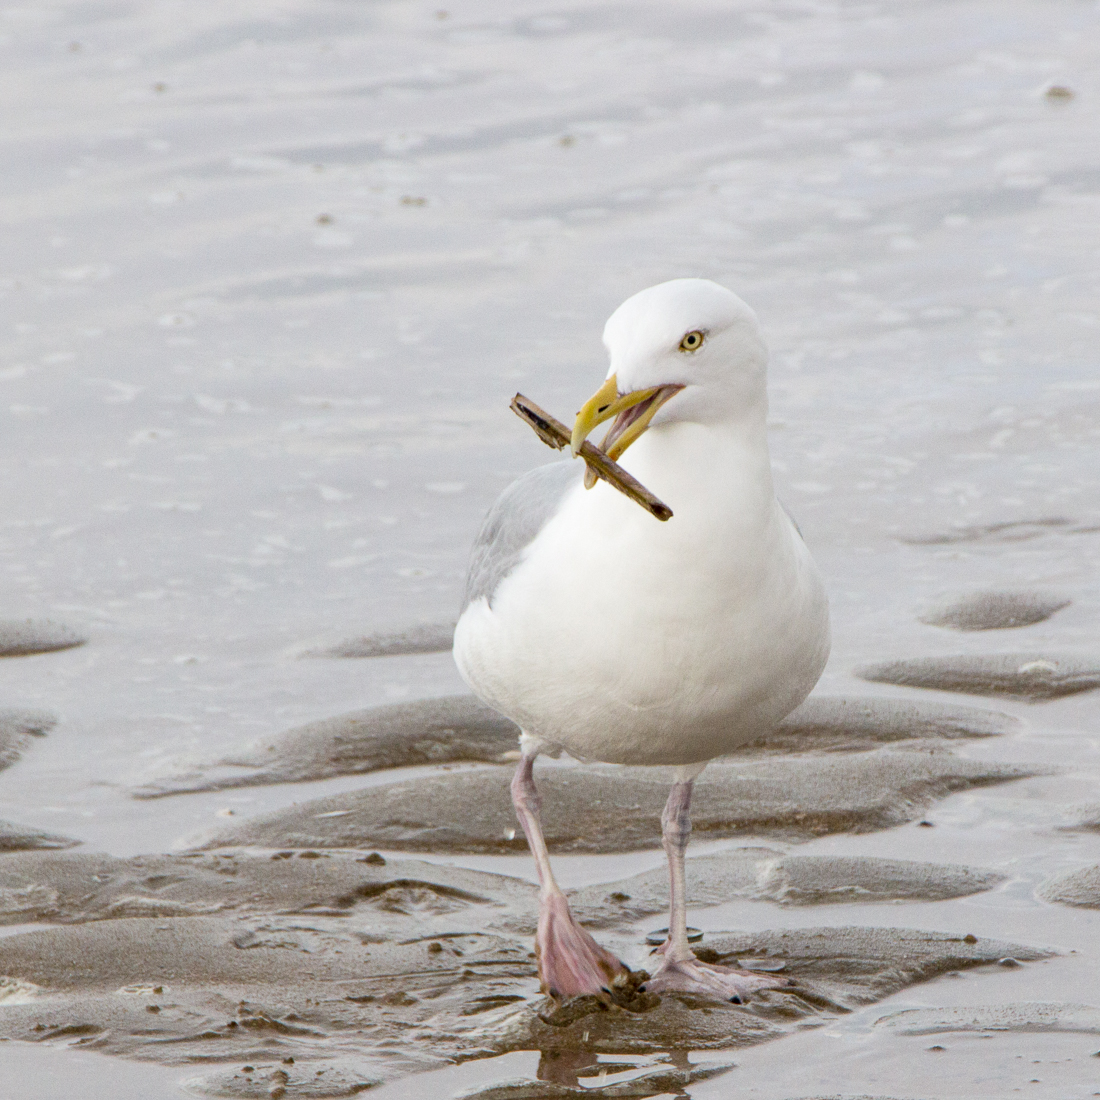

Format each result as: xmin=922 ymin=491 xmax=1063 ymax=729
xmin=645 ymin=777 xmax=791 ymax=1003
xmin=512 ymin=751 xmax=626 ymax=1000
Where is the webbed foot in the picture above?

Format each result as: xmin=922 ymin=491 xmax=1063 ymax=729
xmin=537 ymin=890 xmax=627 ymax=1000
xmin=643 ymin=956 xmax=790 ymax=1003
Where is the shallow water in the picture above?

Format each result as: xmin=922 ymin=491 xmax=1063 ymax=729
xmin=1 ymin=0 xmax=1099 ymax=1096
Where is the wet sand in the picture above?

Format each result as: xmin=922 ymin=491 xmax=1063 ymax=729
xmin=0 ymin=622 xmax=85 ymax=659
xmin=132 ymin=694 xmax=1016 ymax=798
xmin=857 ymin=653 xmax=1100 ymax=701
xmin=299 ymin=622 xmax=457 ymax=660
xmin=0 ymin=709 xmax=56 ymax=772
xmin=917 ymin=592 xmax=1071 ymax=632
xmin=0 ymin=852 xmax=1057 ymax=1094
xmin=199 ymin=749 xmax=1039 ymax=852
xmin=2 ymin=0 xmax=1100 ymax=1097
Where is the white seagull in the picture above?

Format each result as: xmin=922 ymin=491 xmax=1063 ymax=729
xmin=453 ymin=278 xmax=830 ymax=1003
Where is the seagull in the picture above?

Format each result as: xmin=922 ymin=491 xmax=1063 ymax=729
xmin=453 ymin=278 xmax=830 ymax=1003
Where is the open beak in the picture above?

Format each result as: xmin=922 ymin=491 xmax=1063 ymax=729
xmin=571 ymin=374 xmax=684 ymax=488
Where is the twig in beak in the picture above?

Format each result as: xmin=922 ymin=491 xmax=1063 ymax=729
xmin=510 ymin=393 xmax=673 ymax=522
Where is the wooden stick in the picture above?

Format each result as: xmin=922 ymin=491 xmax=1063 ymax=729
xmin=510 ymin=393 xmax=673 ymax=522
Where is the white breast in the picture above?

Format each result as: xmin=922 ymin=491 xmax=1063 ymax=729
xmin=453 ymin=421 xmax=830 ymax=766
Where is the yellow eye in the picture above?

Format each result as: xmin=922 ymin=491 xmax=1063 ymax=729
xmin=678 ymin=330 xmax=705 ymax=352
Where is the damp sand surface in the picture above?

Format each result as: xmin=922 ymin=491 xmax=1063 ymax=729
xmin=133 ymin=694 xmax=1017 ymax=798
xmin=918 ymin=592 xmax=1072 ymax=632
xmin=2 ymin=1 xmax=1100 ymax=1098
xmin=200 ymin=749 xmax=1040 ymax=853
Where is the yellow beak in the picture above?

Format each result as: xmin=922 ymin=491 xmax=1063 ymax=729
xmin=571 ymin=374 xmax=683 ymax=487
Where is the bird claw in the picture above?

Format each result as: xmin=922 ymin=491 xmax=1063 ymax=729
xmin=537 ymin=891 xmax=627 ymax=1000
xmin=641 ymin=956 xmax=790 ymax=1003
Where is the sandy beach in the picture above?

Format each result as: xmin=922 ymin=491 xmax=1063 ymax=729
xmin=1 ymin=1 xmax=1099 ymax=1096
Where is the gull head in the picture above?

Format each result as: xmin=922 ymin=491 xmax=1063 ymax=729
xmin=571 ymin=278 xmax=768 ymax=464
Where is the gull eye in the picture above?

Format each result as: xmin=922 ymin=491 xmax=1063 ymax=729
xmin=678 ymin=330 xmax=705 ymax=352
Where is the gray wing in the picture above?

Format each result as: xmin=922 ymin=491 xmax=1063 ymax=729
xmin=462 ymin=461 xmax=583 ymax=611
xmin=778 ymin=498 xmax=805 ymax=541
